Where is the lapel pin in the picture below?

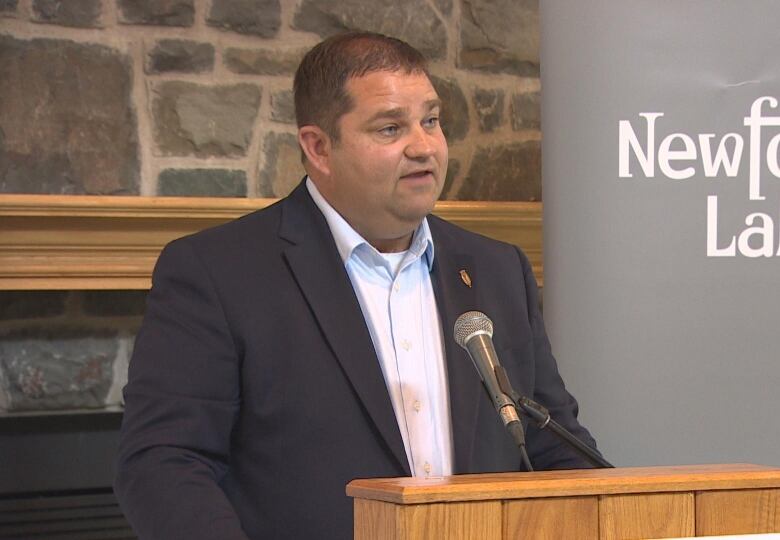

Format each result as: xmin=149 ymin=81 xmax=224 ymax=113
xmin=459 ymin=269 xmax=472 ymax=288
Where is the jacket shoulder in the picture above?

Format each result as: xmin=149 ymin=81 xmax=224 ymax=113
xmin=166 ymin=198 xmax=285 ymax=256
xmin=427 ymin=213 xmax=529 ymax=264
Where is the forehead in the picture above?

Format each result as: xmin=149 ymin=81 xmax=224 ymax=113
xmin=344 ymin=70 xmax=439 ymax=113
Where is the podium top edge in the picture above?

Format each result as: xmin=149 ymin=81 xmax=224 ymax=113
xmin=346 ymin=463 xmax=780 ymax=504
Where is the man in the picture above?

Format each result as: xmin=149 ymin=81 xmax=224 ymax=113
xmin=115 ymin=32 xmax=598 ymax=540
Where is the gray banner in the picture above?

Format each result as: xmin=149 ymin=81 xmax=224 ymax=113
xmin=542 ymin=0 xmax=780 ymax=466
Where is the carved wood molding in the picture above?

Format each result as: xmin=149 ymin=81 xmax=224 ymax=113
xmin=0 ymin=194 xmax=543 ymax=290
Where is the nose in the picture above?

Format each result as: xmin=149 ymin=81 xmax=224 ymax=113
xmin=404 ymin=125 xmax=437 ymax=160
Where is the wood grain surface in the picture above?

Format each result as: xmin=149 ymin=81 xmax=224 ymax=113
xmin=697 ymin=489 xmax=780 ymax=536
xmin=0 ymin=194 xmax=542 ymax=290
xmin=599 ymin=492 xmax=695 ymax=540
xmin=354 ymin=499 xmax=502 ymax=540
xmin=347 ymin=464 xmax=780 ymax=505
xmin=505 ymin=496 xmax=598 ymax=539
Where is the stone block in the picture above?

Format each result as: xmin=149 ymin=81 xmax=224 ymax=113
xmin=293 ymin=0 xmax=447 ymax=60
xmin=82 ymin=290 xmax=148 ymax=317
xmin=207 ymin=0 xmax=281 ymax=37
xmin=118 ymin=0 xmax=194 ymax=27
xmin=458 ymin=140 xmax=541 ymax=201
xmin=152 ymin=82 xmax=261 ymax=158
xmin=257 ymin=132 xmax=305 ymax=197
xmin=158 ymin=168 xmax=247 ymax=197
xmin=105 ymin=334 xmax=133 ymax=406
xmin=32 ymin=0 xmax=102 ymax=27
xmin=0 ymin=0 xmax=18 ymax=15
xmin=511 ymin=90 xmax=540 ymax=131
xmin=459 ymin=0 xmax=539 ymax=76
xmin=433 ymin=0 xmax=452 ymax=16
xmin=0 ymin=36 xmax=139 ymax=194
xmin=224 ymin=47 xmax=307 ymax=75
xmin=0 ymin=291 xmax=68 ymax=321
xmin=474 ymin=88 xmax=504 ymax=133
xmin=0 ymin=330 xmax=119 ymax=411
xmin=270 ymin=90 xmax=295 ymax=124
xmin=429 ymin=75 xmax=469 ymax=142
xmin=146 ymin=39 xmax=214 ymax=74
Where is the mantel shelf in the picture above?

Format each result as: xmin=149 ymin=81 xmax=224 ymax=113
xmin=0 ymin=194 xmax=543 ymax=290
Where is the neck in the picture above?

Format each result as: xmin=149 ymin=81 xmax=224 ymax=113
xmin=305 ymin=176 xmax=420 ymax=254
xmin=368 ymin=233 xmax=414 ymax=253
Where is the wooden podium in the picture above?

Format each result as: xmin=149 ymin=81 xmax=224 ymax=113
xmin=347 ymin=464 xmax=780 ymax=540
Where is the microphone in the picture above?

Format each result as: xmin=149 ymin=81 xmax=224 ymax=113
xmin=455 ymin=311 xmax=613 ymax=469
xmin=454 ymin=311 xmax=532 ymax=470
xmin=454 ymin=311 xmax=518 ymax=424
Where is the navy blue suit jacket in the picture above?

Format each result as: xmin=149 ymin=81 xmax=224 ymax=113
xmin=115 ymin=181 xmax=598 ymax=539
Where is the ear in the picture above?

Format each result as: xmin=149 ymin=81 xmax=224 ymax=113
xmin=298 ymin=125 xmax=333 ymax=177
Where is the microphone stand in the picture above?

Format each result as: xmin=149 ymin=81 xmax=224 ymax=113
xmin=495 ymin=366 xmax=614 ymax=469
xmin=506 ymin=417 xmax=534 ymax=472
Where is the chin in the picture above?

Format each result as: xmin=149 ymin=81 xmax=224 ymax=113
xmin=396 ymin=201 xmax=437 ymax=224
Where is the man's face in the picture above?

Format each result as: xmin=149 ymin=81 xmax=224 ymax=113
xmin=315 ymin=70 xmax=448 ymax=250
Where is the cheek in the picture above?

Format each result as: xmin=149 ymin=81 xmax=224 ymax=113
xmin=362 ymin=149 xmax=402 ymax=178
xmin=435 ymin=136 xmax=449 ymax=161
xmin=337 ymin=140 xmax=406 ymax=189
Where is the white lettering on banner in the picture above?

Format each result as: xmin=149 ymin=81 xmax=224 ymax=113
xmin=619 ymin=96 xmax=780 ymax=258
xmin=658 ymin=133 xmax=697 ymax=180
xmin=618 ymin=113 xmax=663 ymax=177
xmin=699 ymin=134 xmax=743 ymax=177
xmin=706 ymin=196 xmax=736 ymax=257
xmin=707 ymin=196 xmax=778 ymax=257
xmin=744 ymin=96 xmax=780 ymax=201
xmin=619 ymin=116 xmax=749 ymax=182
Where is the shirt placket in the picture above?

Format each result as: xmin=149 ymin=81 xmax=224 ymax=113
xmin=389 ymin=260 xmax=438 ymax=478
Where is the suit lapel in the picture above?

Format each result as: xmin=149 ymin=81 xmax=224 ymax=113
xmin=278 ymin=183 xmax=410 ymax=475
xmin=428 ymin=219 xmax=484 ymax=474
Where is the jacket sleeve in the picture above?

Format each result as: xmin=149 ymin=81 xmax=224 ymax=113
xmin=114 ymin=238 xmax=249 ymax=540
xmin=514 ymin=247 xmax=604 ymax=470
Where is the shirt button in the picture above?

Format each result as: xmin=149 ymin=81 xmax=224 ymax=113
xmin=393 ymin=282 xmax=400 ymax=292
xmin=424 ymin=462 xmax=432 ymax=474
xmin=401 ymin=339 xmax=411 ymax=351
xmin=413 ymin=400 xmax=421 ymax=412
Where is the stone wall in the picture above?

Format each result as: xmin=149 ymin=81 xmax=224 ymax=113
xmin=0 ymin=291 xmax=143 ymax=411
xmin=0 ymin=0 xmax=540 ymax=411
xmin=0 ymin=0 xmax=540 ymax=200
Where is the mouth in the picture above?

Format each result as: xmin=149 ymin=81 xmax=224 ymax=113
xmin=400 ymin=169 xmax=435 ymax=181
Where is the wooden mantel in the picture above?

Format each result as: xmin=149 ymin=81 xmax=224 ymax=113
xmin=0 ymin=194 xmax=542 ymax=290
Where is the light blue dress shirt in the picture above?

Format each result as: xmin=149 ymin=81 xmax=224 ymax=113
xmin=306 ymin=178 xmax=454 ymax=478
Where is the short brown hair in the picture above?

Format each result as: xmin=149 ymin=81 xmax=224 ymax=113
xmin=294 ymin=32 xmax=429 ymax=141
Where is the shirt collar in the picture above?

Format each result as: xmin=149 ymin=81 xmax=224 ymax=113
xmin=306 ymin=177 xmax=435 ymax=270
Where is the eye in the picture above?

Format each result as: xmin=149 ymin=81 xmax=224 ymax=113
xmin=423 ymin=116 xmax=440 ymax=129
xmin=378 ymin=125 xmax=399 ymax=137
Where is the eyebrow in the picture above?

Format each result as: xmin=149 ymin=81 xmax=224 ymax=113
xmin=367 ymin=99 xmax=442 ymax=123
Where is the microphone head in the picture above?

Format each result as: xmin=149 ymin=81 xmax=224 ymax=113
xmin=454 ymin=311 xmax=494 ymax=348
